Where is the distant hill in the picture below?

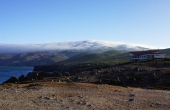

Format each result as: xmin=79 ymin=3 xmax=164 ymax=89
xmin=0 ymin=48 xmax=169 ymax=66
xmin=59 ymin=50 xmax=129 ymax=64
xmin=59 ymin=50 xmax=84 ymax=57
xmin=59 ymin=48 xmax=170 ymax=64
xmin=0 ymin=40 xmax=155 ymax=66
xmin=0 ymin=52 xmax=68 ymax=66
xmin=160 ymin=48 xmax=170 ymax=58
xmin=0 ymin=50 xmax=128 ymax=66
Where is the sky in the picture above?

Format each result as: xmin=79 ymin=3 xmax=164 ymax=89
xmin=0 ymin=0 xmax=170 ymax=48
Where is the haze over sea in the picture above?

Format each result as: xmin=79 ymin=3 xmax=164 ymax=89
xmin=0 ymin=66 xmax=33 ymax=84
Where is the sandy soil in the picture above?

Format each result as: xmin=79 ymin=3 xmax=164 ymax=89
xmin=0 ymin=82 xmax=170 ymax=110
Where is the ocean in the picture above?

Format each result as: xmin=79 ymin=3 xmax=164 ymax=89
xmin=0 ymin=66 xmax=33 ymax=84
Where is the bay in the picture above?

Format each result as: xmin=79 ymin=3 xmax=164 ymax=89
xmin=0 ymin=66 xmax=33 ymax=84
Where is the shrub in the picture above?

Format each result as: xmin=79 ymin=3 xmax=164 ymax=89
xmin=155 ymin=69 xmax=161 ymax=72
xmin=109 ymin=79 xmax=122 ymax=86
xmin=164 ymin=62 xmax=170 ymax=66
xmin=166 ymin=72 xmax=170 ymax=75
xmin=154 ymin=86 xmax=170 ymax=91
xmin=129 ymin=72 xmax=142 ymax=81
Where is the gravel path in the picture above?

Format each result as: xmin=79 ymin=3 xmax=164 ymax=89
xmin=0 ymin=82 xmax=170 ymax=110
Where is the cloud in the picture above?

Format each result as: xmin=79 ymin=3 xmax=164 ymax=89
xmin=0 ymin=40 xmax=160 ymax=54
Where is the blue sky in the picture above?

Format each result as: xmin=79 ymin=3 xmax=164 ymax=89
xmin=0 ymin=0 xmax=170 ymax=48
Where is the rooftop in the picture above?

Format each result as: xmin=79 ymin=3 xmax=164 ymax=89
xmin=129 ymin=50 xmax=165 ymax=56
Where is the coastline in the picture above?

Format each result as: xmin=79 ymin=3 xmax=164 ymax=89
xmin=0 ymin=66 xmax=33 ymax=84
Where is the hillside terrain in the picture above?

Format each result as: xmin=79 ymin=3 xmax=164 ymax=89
xmin=59 ymin=48 xmax=170 ymax=64
xmin=0 ymin=49 xmax=128 ymax=66
xmin=0 ymin=40 xmax=152 ymax=66
xmin=3 ymin=55 xmax=170 ymax=110
xmin=160 ymin=48 xmax=170 ymax=58
xmin=60 ymin=50 xmax=129 ymax=64
xmin=4 ymin=59 xmax=170 ymax=91
xmin=0 ymin=52 xmax=68 ymax=66
xmin=0 ymin=48 xmax=169 ymax=66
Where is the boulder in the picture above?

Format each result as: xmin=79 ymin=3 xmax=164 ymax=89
xmin=53 ymin=71 xmax=62 ymax=77
xmin=75 ymin=75 xmax=82 ymax=81
xmin=152 ymin=71 xmax=157 ymax=77
xmin=26 ymin=72 xmax=38 ymax=80
xmin=4 ymin=76 xmax=18 ymax=83
xmin=133 ymin=67 xmax=140 ymax=72
xmin=62 ymin=72 xmax=70 ymax=76
xmin=18 ymin=75 xmax=26 ymax=82
xmin=38 ymin=72 xmax=50 ymax=78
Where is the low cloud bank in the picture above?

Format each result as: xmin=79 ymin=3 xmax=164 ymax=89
xmin=0 ymin=40 xmax=157 ymax=54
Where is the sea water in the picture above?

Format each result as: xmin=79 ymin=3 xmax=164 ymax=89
xmin=0 ymin=66 xmax=33 ymax=84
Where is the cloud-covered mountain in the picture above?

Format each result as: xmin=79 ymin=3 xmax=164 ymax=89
xmin=0 ymin=40 xmax=155 ymax=54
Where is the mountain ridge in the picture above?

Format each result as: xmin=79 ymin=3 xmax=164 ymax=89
xmin=0 ymin=52 xmax=68 ymax=66
xmin=0 ymin=48 xmax=169 ymax=66
xmin=0 ymin=40 xmax=152 ymax=54
xmin=0 ymin=40 xmax=169 ymax=66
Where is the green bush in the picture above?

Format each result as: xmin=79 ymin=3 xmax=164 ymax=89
xmin=129 ymin=72 xmax=142 ymax=81
xmin=109 ymin=79 xmax=122 ymax=86
xmin=155 ymin=69 xmax=161 ymax=71
xmin=154 ymin=86 xmax=170 ymax=91
xmin=164 ymin=62 xmax=170 ymax=66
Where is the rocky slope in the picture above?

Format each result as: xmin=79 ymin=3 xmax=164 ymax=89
xmin=4 ymin=59 xmax=170 ymax=90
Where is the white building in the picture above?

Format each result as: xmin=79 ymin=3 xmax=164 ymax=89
xmin=129 ymin=50 xmax=165 ymax=62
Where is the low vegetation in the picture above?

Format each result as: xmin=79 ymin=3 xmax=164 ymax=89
xmin=3 ymin=59 xmax=170 ymax=91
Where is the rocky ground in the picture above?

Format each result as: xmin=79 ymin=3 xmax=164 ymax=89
xmin=0 ymin=82 xmax=170 ymax=110
xmin=5 ymin=59 xmax=170 ymax=90
xmin=2 ymin=59 xmax=170 ymax=109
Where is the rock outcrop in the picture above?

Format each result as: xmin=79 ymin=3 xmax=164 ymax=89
xmin=18 ymin=75 xmax=27 ymax=82
xmin=4 ymin=76 xmax=18 ymax=83
xmin=3 ymin=60 xmax=170 ymax=90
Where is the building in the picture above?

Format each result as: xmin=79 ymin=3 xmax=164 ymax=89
xmin=129 ymin=50 xmax=166 ymax=62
